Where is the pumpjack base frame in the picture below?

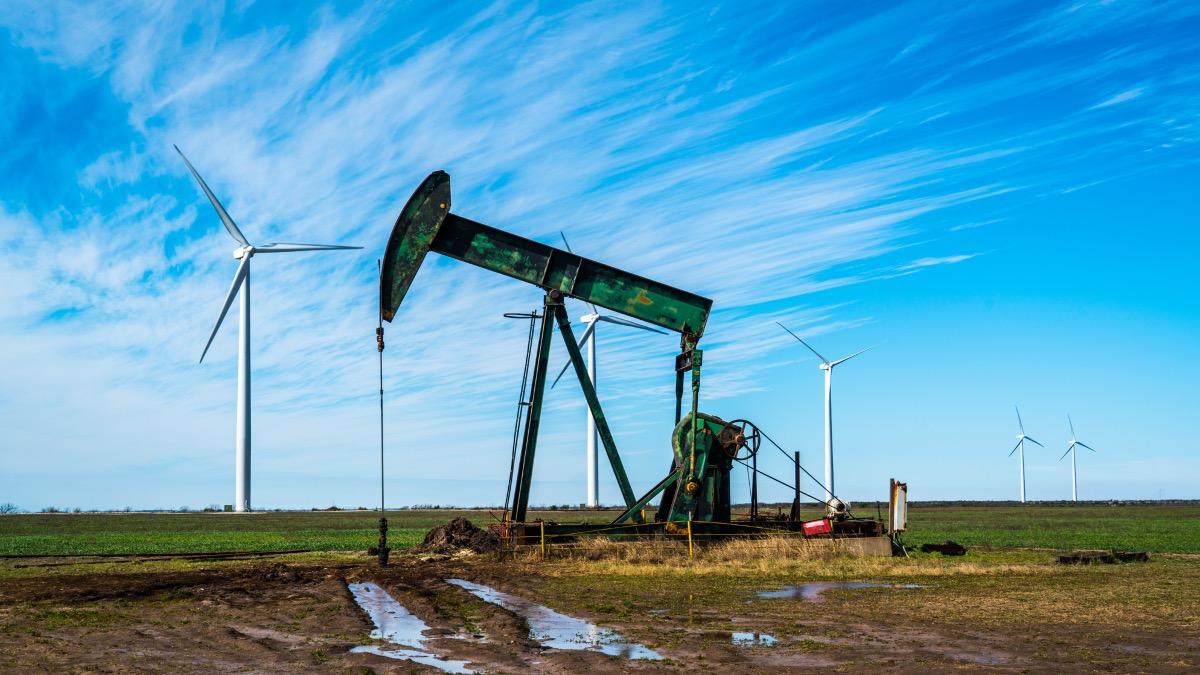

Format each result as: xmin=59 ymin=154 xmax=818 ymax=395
xmin=503 ymin=518 xmax=885 ymax=544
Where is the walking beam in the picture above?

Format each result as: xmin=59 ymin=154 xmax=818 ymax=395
xmin=380 ymin=171 xmax=712 ymax=338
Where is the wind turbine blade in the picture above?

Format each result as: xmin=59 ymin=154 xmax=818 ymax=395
xmin=1015 ymin=405 xmax=1025 ymax=434
xmin=255 ymin=242 xmax=363 ymax=252
xmin=1024 ymin=435 xmax=1045 ymax=448
xmin=1008 ymin=440 xmax=1021 ymax=457
xmin=175 ymin=145 xmax=251 ymax=247
xmin=1068 ymin=414 xmax=1077 ymax=441
xmin=1077 ymin=442 xmax=1097 ymax=453
xmin=1060 ymin=445 xmax=1073 ymax=461
xmin=559 ymin=231 xmax=598 ymax=314
xmin=776 ymin=322 xmax=828 ymax=363
xmin=550 ymin=360 xmax=572 ymax=390
xmin=598 ymin=315 xmax=668 ymax=334
xmin=550 ymin=321 xmax=596 ymax=389
xmin=830 ymin=346 xmax=872 ymax=367
xmin=199 ymin=255 xmax=250 ymax=363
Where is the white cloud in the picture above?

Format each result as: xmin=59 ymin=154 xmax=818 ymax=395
xmin=898 ymin=254 xmax=976 ymax=271
xmin=1090 ymin=86 xmax=1146 ymax=109
xmin=1 ymin=1 xmax=1197 ymax=507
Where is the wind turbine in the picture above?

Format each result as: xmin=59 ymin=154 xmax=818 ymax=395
xmin=777 ymin=323 xmax=869 ymax=510
xmin=1060 ymin=415 xmax=1097 ymax=502
xmin=1008 ymin=405 xmax=1044 ymax=503
xmin=551 ymin=232 xmax=667 ymax=508
xmin=177 ymin=146 xmax=361 ymax=512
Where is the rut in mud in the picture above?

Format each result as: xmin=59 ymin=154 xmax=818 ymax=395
xmin=2 ymin=555 xmax=1196 ymax=673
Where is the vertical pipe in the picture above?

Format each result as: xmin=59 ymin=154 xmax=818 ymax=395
xmin=689 ymin=351 xmax=702 ymax=478
xmin=377 ymin=260 xmax=388 ymax=567
xmin=687 ymin=515 xmax=693 ymax=560
xmin=751 ymin=449 xmax=758 ymax=521
xmin=235 ymin=263 xmax=251 ymax=512
xmin=586 ymin=321 xmax=598 ymax=507
xmin=540 ymin=520 xmax=546 ymax=559
xmin=823 ymin=365 xmax=833 ymax=508
xmin=794 ymin=451 xmax=801 ymax=521
xmin=674 ymin=356 xmax=685 ymax=424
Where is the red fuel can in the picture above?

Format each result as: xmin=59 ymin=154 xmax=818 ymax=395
xmin=802 ymin=518 xmax=833 ymax=536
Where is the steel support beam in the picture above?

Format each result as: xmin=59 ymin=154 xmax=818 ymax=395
xmin=510 ymin=293 xmax=558 ymax=523
xmin=613 ymin=469 xmax=681 ymax=525
xmin=552 ymin=304 xmax=639 ymax=517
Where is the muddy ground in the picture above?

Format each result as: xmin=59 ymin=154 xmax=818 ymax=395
xmin=1 ymin=552 xmax=1197 ymax=673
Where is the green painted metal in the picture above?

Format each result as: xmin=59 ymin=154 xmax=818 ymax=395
xmin=510 ymin=294 xmax=558 ymax=523
xmin=664 ymin=412 xmax=735 ymax=524
xmin=552 ymin=303 xmax=639 ymax=518
xmin=612 ymin=468 xmax=681 ymax=525
xmin=379 ymin=172 xmax=712 ymax=338
xmin=688 ymin=349 xmax=703 ymax=484
xmin=380 ymin=171 xmax=450 ymax=321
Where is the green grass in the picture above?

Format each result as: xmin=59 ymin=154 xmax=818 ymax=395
xmin=1 ymin=504 xmax=1197 ymax=556
xmin=904 ymin=503 xmax=1200 ymax=553
xmin=0 ymin=508 xmax=597 ymax=556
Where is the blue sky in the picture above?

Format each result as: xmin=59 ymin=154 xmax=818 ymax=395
xmin=1 ymin=1 xmax=1197 ymax=510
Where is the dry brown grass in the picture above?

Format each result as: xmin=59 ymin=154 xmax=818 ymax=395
xmin=506 ymin=535 xmax=1058 ymax=579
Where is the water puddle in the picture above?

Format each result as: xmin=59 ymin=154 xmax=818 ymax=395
xmin=758 ymin=581 xmax=923 ymax=602
xmin=347 ymin=582 xmax=474 ymax=673
xmin=447 ymin=578 xmax=663 ymax=661
xmin=732 ymin=631 xmax=778 ymax=646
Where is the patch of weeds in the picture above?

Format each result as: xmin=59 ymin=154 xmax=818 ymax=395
xmin=22 ymin=605 xmax=126 ymax=631
xmin=431 ymin=586 xmax=484 ymax=635
xmin=311 ymin=648 xmax=329 ymax=664
xmin=796 ymin=638 xmax=830 ymax=651
xmin=153 ymin=588 xmax=195 ymax=602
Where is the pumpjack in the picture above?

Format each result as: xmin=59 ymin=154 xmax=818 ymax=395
xmin=380 ymin=171 xmax=884 ymax=543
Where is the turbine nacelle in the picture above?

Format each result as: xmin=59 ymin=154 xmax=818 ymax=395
xmin=233 ymin=246 xmax=252 ymax=259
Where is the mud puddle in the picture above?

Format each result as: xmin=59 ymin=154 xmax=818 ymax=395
xmin=759 ymin=581 xmax=923 ymax=601
xmin=447 ymin=578 xmax=663 ymax=660
xmin=347 ymin=582 xmax=474 ymax=673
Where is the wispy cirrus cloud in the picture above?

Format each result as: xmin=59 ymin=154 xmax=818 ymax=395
xmin=1 ymin=1 xmax=1197 ymax=507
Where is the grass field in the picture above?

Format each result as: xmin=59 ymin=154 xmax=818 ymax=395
xmin=1 ymin=503 xmax=1197 ymax=556
xmin=2 ymin=503 xmax=1197 ymax=671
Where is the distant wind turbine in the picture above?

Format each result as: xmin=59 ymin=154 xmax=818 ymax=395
xmin=177 ymin=146 xmax=361 ymax=512
xmin=552 ymin=232 xmax=667 ymax=508
xmin=1009 ymin=405 xmax=1044 ymax=503
xmin=777 ymin=323 xmax=869 ymax=510
xmin=1060 ymin=415 xmax=1097 ymax=502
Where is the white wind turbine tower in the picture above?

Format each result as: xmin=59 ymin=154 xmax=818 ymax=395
xmin=177 ymin=146 xmax=361 ymax=512
xmin=1060 ymin=415 xmax=1097 ymax=502
xmin=1008 ymin=405 xmax=1044 ymax=504
xmin=552 ymin=233 xmax=667 ymax=508
xmin=777 ymin=323 xmax=869 ymax=509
